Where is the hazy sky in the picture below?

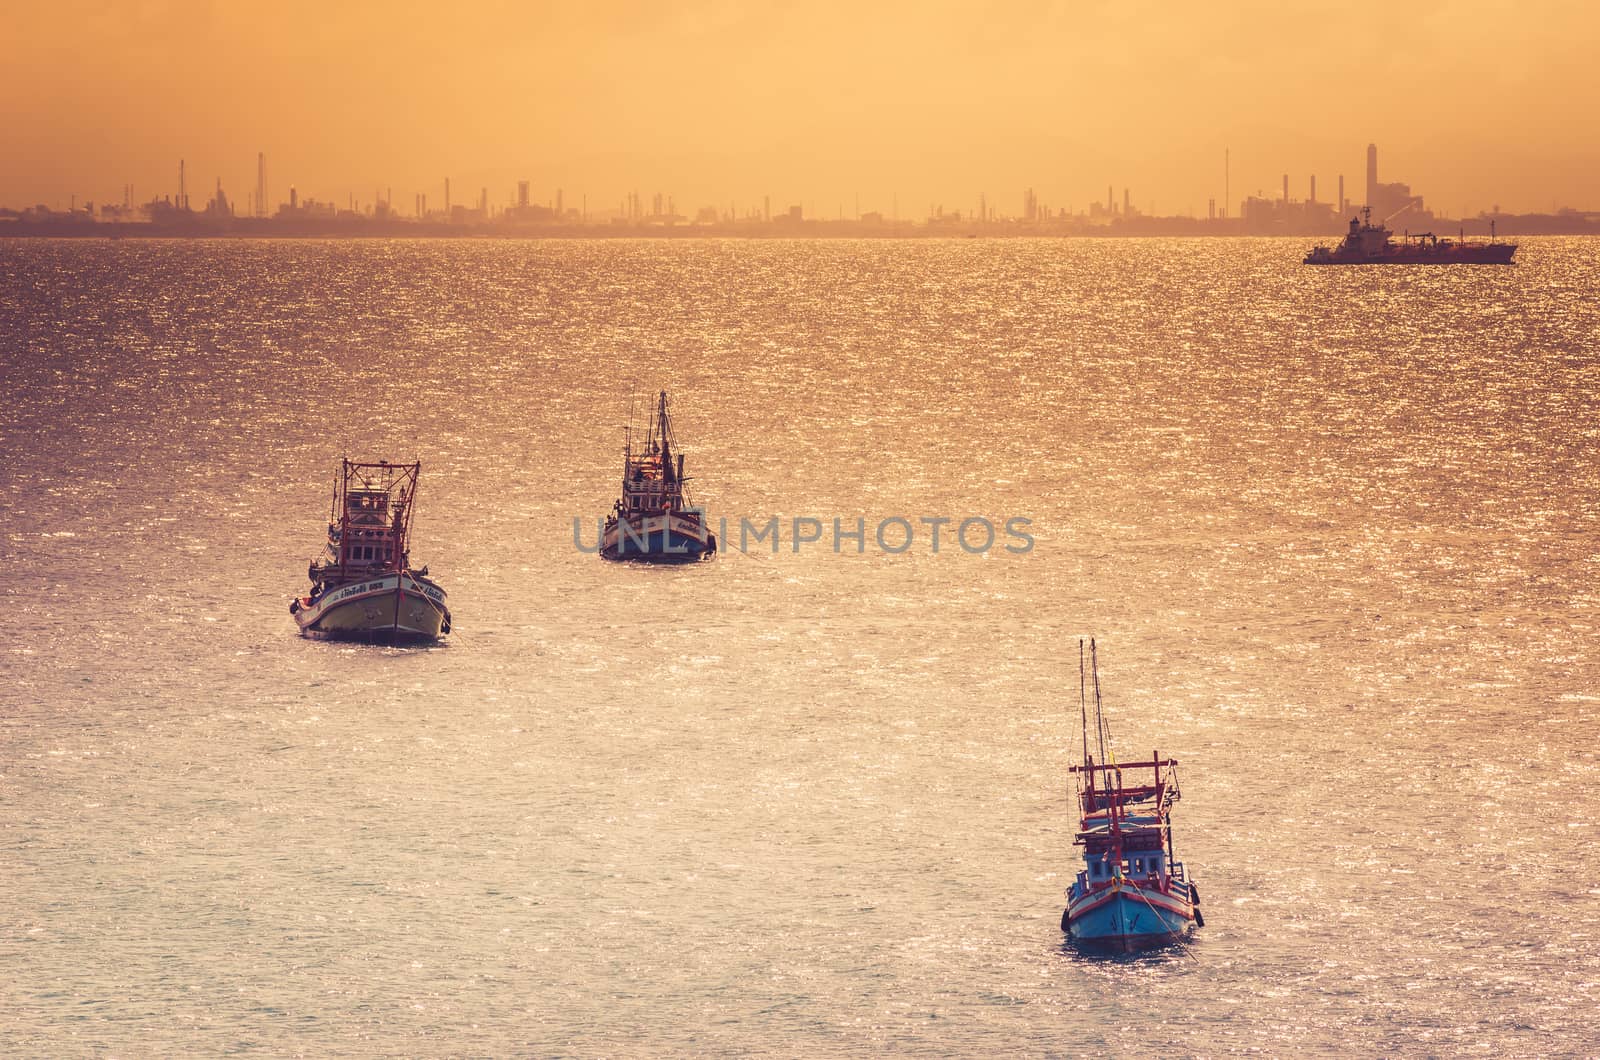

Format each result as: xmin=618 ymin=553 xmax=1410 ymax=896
xmin=3 ymin=0 xmax=1597 ymax=217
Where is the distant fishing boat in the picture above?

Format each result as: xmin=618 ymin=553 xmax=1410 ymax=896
xmin=290 ymin=459 xmax=452 ymax=642
xmin=1061 ymin=639 xmax=1202 ymax=951
xmin=601 ymin=390 xmax=716 ymax=562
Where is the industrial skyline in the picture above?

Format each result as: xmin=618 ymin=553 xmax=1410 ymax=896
xmin=7 ymin=141 xmax=1597 ymax=238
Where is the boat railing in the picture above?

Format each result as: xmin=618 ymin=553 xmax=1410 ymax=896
xmin=1075 ymin=861 xmax=1190 ymax=896
xmin=1070 ymin=757 xmax=1176 ymax=775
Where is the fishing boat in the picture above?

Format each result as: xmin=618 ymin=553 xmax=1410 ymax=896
xmin=1061 ymin=639 xmax=1202 ymax=951
xmin=289 ymin=459 xmax=452 ymax=643
xmin=601 ymin=390 xmax=717 ymax=562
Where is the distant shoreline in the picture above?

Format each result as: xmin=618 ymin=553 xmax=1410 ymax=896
xmin=6 ymin=225 xmax=1593 ymax=241
xmin=5 ymin=215 xmax=1599 ymax=240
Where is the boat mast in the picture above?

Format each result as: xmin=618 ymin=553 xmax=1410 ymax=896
xmin=1090 ymin=639 xmax=1111 ymax=787
xmin=1078 ymin=638 xmax=1090 ymax=772
xmin=1089 ymin=639 xmax=1123 ymax=869
xmin=398 ymin=462 xmax=417 ymax=569
xmin=644 ymin=389 xmax=658 ymax=454
xmin=659 ymin=390 xmax=675 ymax=488
xmin=390 ymin=464 xmax=403 ymax=635
xmin=1078 ymin=638 xmax=1094 ymax=810
xmin=337 ymin=459 xmax=353 ymax=576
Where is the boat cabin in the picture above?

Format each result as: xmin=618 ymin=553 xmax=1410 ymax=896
xmin=620 ymin=446 xmax=685 ymax=513
xmin=309 ymin=461 xmax=420 ymax=588
xmin=1070 ymin=754 xmax=1191 ymax=896
xmin=338 ymin=488 xmax=406 ymax=569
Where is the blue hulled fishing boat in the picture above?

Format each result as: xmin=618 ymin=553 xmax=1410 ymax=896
xmin=1061 ymin=639 xmax=1203 ymax=951
xmin=601 ymin=390 xmax=716 ymax=562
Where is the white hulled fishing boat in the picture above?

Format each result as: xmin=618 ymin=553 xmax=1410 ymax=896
xmin=290 ymin=459 xmax=452 ymax=642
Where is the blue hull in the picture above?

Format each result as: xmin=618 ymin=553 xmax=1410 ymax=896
xmin=1065 ymin=887 xmax=1193 ymax=952
xmin=601 ymin=525 xmax=716 ymax=563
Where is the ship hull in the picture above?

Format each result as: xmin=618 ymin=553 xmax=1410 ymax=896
xmin=1064 ymin=882 xmax=1195 ymax=952
xmin=1304 ymin=245 xmax=1516 ymax=265
xmin=291 ymin=572 xmax=451 ymax=643
xmin=601 ymin=513 xmax=716 ymax=563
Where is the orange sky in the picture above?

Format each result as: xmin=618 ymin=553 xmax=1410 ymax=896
xmin=3 ymin=0 xmax=1597 ymax=217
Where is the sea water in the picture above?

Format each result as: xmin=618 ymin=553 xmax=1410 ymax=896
xmin=2 ymin=237 xmax=1597 ymax=1054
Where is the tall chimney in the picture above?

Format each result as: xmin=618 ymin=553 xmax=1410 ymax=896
xmin=1366 ymin=143 xmax=1378 ymax=209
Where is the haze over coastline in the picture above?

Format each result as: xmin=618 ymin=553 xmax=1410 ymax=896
xmin=3 ymin=0 xmax=1598 ymax=219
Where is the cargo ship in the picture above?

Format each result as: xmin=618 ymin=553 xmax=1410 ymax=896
xmin=1061 ymin=639 xmax=1202 ymax=951
xmin=290 ymin=459 xmax=452 ymax=642
xmin=1304 ymin=207 xmax=1516 ymax=264
xmin=601 ymin=390 xmax=716 ymax=562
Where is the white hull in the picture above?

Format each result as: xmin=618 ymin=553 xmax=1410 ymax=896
xmin=291 ymin=572 xmax=451 ymax=642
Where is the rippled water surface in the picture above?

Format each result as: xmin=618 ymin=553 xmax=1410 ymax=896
xmin=2 ymin=237 xmax=1598 ymax=1055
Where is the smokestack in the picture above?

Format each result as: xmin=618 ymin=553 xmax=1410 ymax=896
xmin=257 ymin=152 xmax=266 ymax=218
xmin=179 ymin=158 xmax=187 ymax=210
xmin=1366 ymin=143 xmax=1378 ymax=209
xmin=1339 ymin=174 xmax=1345 ymax=213
xmin=1310 ymin=175 xmax=1316 ymax=204
xmin=1282 ymin=173 xmax=1289 ymax=205
xmin=1123 ymin=187 xmax=1130 ymax=216
xmin=445 ymin=178 xmax=450 ymax=213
